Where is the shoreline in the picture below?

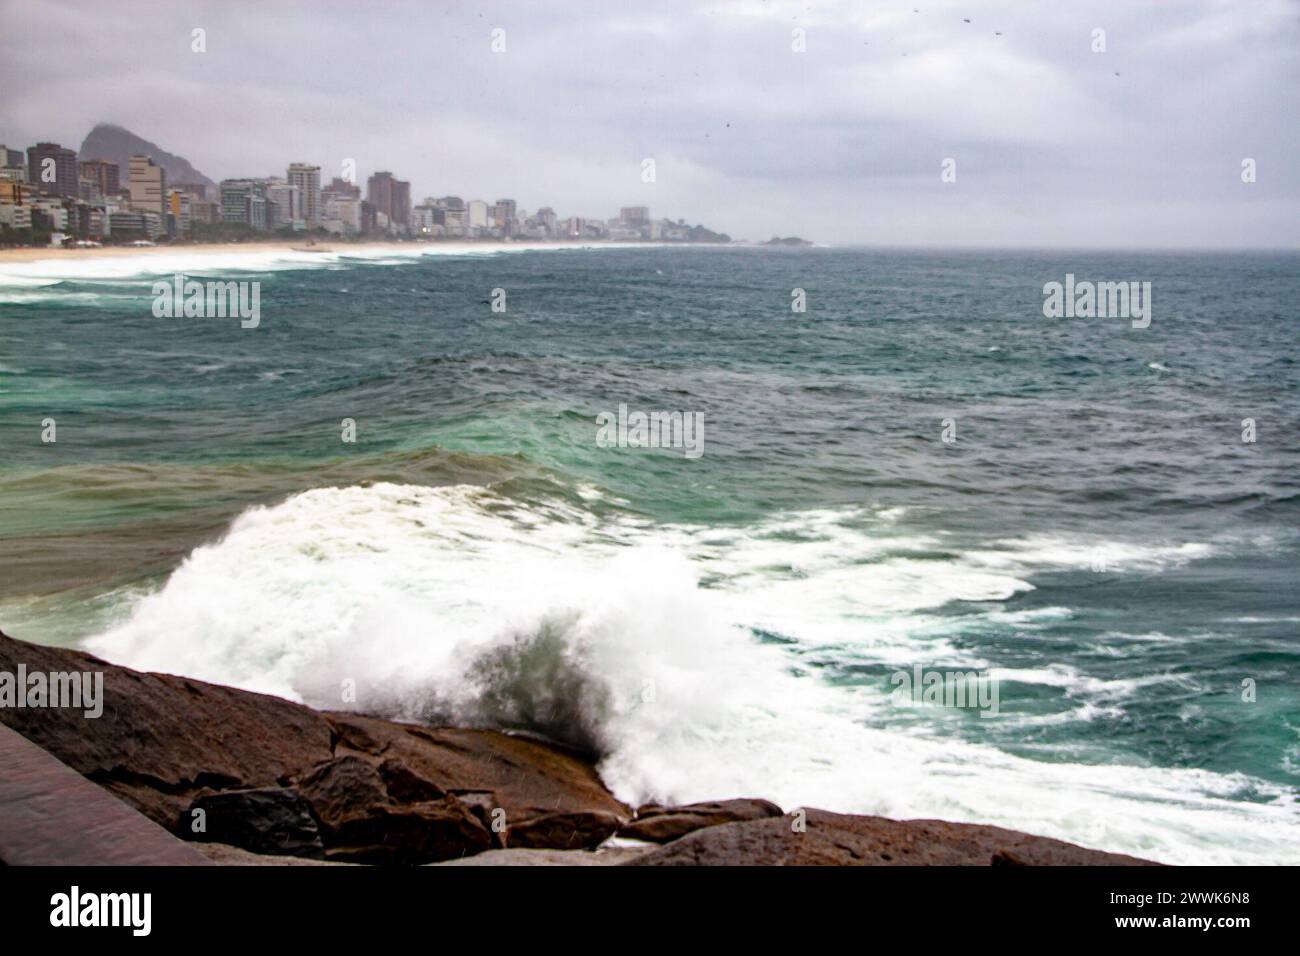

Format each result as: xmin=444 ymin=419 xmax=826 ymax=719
xmin=0 ymin=238 xmax=724 ymax=267
xmin=0 ymin=239 xmax=417 ymax=264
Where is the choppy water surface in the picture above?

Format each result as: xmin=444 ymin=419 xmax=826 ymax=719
xmin=1 ymin=244 xmax=1296 ymax=863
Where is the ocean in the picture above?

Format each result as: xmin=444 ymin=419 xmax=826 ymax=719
xmin=1 ymin=243 xmax=1297 ymax=864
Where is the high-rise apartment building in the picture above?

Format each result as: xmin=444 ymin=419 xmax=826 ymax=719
xmin=79 ymin=159 xmax=120 ymax=199
xmin=286 ymin=163 xmax=320 ymax=226
xmin=412 ymin=201 xmax=437 ymax=235
xmin=265 ymin=179 xmax=302 ymax=230
xmin=220 ymin=179 xmax=267 ymax=230
xmin=367 ymin=171 xmax=411 ymax=230
xmin=468 ymin=199 xmax=489 ymax=230
xmin=494 ymin=199 xmax=517 ymax=235
xmin=128 ymin=155 xmax=167 ymax=216
xmin=620 ymin=206 xmax=650 ymax=226
xmin=322 ymin=194 xmax=361 ymax=235
xmin=324 ymin=177 xmax=361 ymax=201
xmin=167 ymin=189 xmax=191 ymax=236
xmin=1 ymin=146 xmax=28 ymax=182
xmin=27 ymin=142 xmax=79 ymax=198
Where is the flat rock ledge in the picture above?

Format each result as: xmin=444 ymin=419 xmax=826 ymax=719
xmin=624 ymin=809 xmax=1159 ymax=866
xmin=0 ymin=629 xmax=1158 ymax=866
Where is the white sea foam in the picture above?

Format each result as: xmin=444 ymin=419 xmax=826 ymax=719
xmin=972 ymin=536 xmax=1214 ymax=572
xmin=83 ymin=482 xmax=1300 ymax=864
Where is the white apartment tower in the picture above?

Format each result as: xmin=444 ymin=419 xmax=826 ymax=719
xmin=287 ymin=163 xmax=321 ymax=227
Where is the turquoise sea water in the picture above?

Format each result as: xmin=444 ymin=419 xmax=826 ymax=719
xmin=0 ymin=244 xmax=1297 ymax=863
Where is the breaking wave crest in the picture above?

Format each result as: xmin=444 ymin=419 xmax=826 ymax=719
xmin=83 ymin=481 xmax=1300 ymax=864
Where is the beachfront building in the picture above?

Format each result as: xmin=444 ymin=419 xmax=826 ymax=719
xmin=109 ymin=209 xmax=163 ymax=240
xmin=287 ymin=163 xmax=320 ymax=227
xmin=189 ymin=198 xmax=218 ymax=226
xmin=79 ymin=159 xmax=120 ymax=200
xmin=443 ymin=207 xmax=467 ymax=237
xmin=620 ymin=206 xmax=650 ymax=227
xmin=325 ymin=176 xmax=360 ymax=199
xmin=87 ymin=206 xmax=108 ymax=238
xmin=367 ymin=171 xmax=411 ymax=233
xmin=220 ymin=179 xmax=268 ymax=231
xmin=535 ymin=207 xmax=558 ymax=237
xmin=128 ymin=155 xmax=167 ymax=217
xmin=0 ymin=146 xmax=26 ymax=182
xmin=467 ymin=199 xmax=489 ymax=231
xmin=30 ymin=196 xmax=69 ymax=231
xmin=412 ymin=200 xmax=437 ymax=236
xmin=265 ymin=179 xmax=304 ymax=231
xmin=167 ymin=189 xmax=191 ymax=236
xmin=494 ymin=198 xmax=517 ymax=237
xmin=0 ymin=201 xmax=33 ymax=231
xmin=27 ymin=142 xmax=78 ymax=198
xmin=322 ymin=193 xmax=361 ymax=236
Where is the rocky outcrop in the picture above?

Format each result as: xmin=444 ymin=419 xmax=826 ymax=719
xmin=0 ymin=631 xmax=335 ymax=829
xmin=0 ymin=629 xmax=627 ymax=864
xmin=626 ymin=808 xmax=1160 ymax=866
xmin=0 ymin=629 xmax=1160 ymax=866
xmin=619 ymin=798 xmax=783 ymax=843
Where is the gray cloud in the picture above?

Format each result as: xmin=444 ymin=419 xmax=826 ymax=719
xmin=1 ymin=0 xmax=1296 ymax=246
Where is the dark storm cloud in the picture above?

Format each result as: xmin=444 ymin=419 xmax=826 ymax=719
xmin=1 ymin=0 xmax=1296 ymax=246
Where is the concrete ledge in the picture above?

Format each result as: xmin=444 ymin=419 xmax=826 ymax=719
xmin=0 ymin=723 xmax=211 ymax=866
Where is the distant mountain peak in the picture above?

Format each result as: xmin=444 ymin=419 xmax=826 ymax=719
xmin=79 ymin=124 xmax=215 ymax=190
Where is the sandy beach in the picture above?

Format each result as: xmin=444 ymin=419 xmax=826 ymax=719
xmin=0 ymin=239 xmax=552 ymax=266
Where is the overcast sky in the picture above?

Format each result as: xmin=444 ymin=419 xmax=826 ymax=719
xmin=1 ymin=0 xmax=1296 ymax=247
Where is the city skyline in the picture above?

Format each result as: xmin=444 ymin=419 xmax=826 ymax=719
xmin=0 ymin=0 xmax=1296 ymax=248
xmin=0 ymin=128 xmax=735 ymax=244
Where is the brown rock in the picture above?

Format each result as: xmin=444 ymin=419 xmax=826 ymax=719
xmin=507 ymin=810 xmax=623 ymax=850
xmin=619 ymin=797 xmax=783 ymax=843
xmin=627 ymin=808 xmax=1160 ymax=866
xmin=188 ymin=787 xmax=325 ymax=858
xmin=0 ymin=629 xmax=627 ymax=860
xmin=0 ymin=629 xmax=333 ymax=829
xmin=294 ymin=756 xmax=392 ymax=834
xmin=294 ymin=755 xmax=491 ymax=864
xmin=320 ymin=801 xmax=492 ymax=865
xmin=324 ymin=713 xmax=631 ymax=834
xmin=378 ymin=757 xmax=446 ymax=803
